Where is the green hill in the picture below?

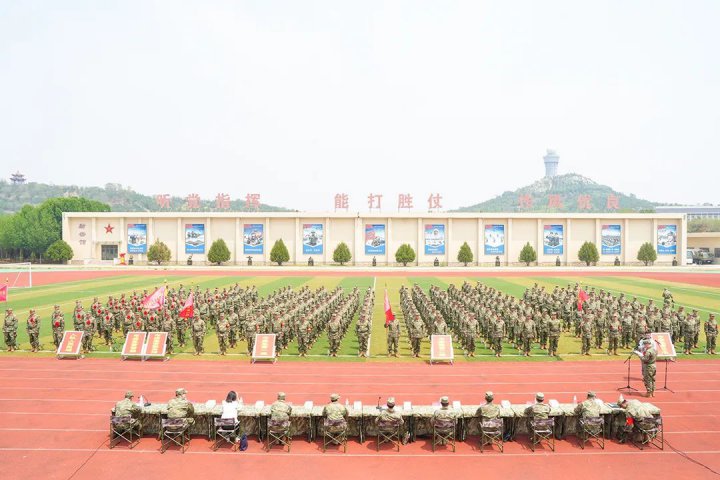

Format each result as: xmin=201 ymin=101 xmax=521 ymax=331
xmin=454 ymin=173 xmax=658 ymax=213
xmin=0 ymin=180 xmax=291 ymax=214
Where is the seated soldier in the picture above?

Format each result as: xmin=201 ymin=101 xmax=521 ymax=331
xmin=114 ymin=391 xmax=142 ymax=434
xmin=270 ymin=391 xmax=292 ymax=425
xmin=167 ymin=388 xmax=195 ymax=427
xmin=476 ymin=391 xmax=500 ymax=419
xmin=432 ymin=396 xmax=456 ymax=445
xmin=376 ymin=397 xmax=404 ymax=429
xmin=575 ymin=391 xmax=601 ymax=418
xmin=322 ymin=393 xmax=348 ymax=438
xmin=617 ymin=398 xmax=655 ymax=444
xmin=526 ymin=392 xmax=551 ymax=419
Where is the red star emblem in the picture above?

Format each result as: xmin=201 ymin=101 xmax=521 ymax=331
xmin=105 ymin=224 xmax=114 ymax=234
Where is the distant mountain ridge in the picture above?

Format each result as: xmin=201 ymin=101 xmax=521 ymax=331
xmin=454 ymin=173 xmax=658 ymax=213
xmin=0 ymin=180 xmax=291 ymax=214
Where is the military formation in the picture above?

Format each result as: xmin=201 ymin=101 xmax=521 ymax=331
xmin=2 ymin=281 xmax=717 ymax=360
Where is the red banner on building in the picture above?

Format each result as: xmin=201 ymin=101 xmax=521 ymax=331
xmin=430 ymin=334 xmax=454 ymax=364
xmin=57 ymin=331 xmax=83 ymax=358
xmin=122 ymin=332 xmax=146 ymax=358
xmin=144 ymin=332 xmax=168 ymax=358
xmin=252 ymin=333 xmax=276 ymax=363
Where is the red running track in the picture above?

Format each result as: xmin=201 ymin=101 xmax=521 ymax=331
xmin=26 ymin=269 xmax=720 ymax=288
xmin=0 ymin=357 xmax=719 ymax=480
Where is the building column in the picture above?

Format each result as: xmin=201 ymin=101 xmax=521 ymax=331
xmin=447 ymin=217 xmax=452 ymax=266
xmin=652 ymin=218 xmax=658 ymax=254
xmin=623 ymin=218 xmax=630 ymax=265
xmin=477 ymin=217 xmax=483 ymax=266
xmin=176 ymin=218 xmax=182 ymax=265
xmin=91 ymin=217 xmax=97 ymax=260
xmin=324 ymin=217 xmax=330 ymax=265
xmin=354 ymin=217 xmax=361 ymax=266
xmin=264 ymin=217 xmax=270 ymax=265
xmin=537 ymin=218 xmax=543 ymax=265
xmin=387 ymin=217 xmax=392 ymax=266
xmin=567 ymin=218 xmax=573 ymax=265
xmin=234 ymin=217 xmax=241 ymax=265
xmin=417 ymin=218 xmax=422 ymax=266
xmin=506 ymin=218 xmax=512 ymax=266
xmin=295 ymin=217 xmax=301 ymax=266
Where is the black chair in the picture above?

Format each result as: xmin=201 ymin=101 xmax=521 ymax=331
xmin=266 ymin=417 xmax=292 ymax=452
xmin=432 ymin=416 xmax=457 ymax=452
xmin=376 ymin=416 xmax=402 ymax=451
xmin=632 ymin=416 xmax=663 ymax=450
xmin=322 ymin=418 xmax=348 ymax=452
xmin=578 ymin=416 xmax=604 ymax=450
xmin=479 ymin=418 xmax=504 ymax=453
xmin=109 ymin=415 xmax=140 ymax=449
xmin=529 ymin=418 xmax=555 ymax=452
xmin=160 ymin=418 xmax=190 ymax=453
xmin=213 ymin=417 xmax=240 ymax=451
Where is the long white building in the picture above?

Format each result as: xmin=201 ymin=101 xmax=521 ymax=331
xmin=62 ymin=212 xmax=687 ymax=266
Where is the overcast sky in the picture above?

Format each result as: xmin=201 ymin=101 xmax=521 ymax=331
xmin=1 ymin=1 xmax=718 ymax=211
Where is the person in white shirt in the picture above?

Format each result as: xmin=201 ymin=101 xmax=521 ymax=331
xmin=221 ymin=391 xmax=240 ymax=419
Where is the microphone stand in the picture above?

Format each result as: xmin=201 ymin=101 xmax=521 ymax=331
xmin=376 ymin=396 xmax=382 ymax=410
xmin=618 ymin=353 xmax=638 ymax=392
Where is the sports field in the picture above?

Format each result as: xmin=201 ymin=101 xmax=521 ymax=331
xmin=1 ymin=269 xmax=719 ymax=360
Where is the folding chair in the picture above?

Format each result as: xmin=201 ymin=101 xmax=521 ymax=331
xmin=632 ymin=416 xmax=663 ymax=450
xmin=266 ymin=417 xmax=292 ymax=452
xmin=322 ymin=418 xmax=348 ymax=452
xmin=578 ymin=416 xmax=604 ymax=450
xmin=213 ymin=417 xmax=240 ymax=451
xmin=432 ymin=417 xmax=457 ymax=452
xmin=479 ymin=418 xmax=504 ymax=453
xmin=109 ymin=415 xmax=140 ymax=449
xmin=529 ymin=418 xmax=555 ymax=452
xmin=160 ymin=418 xmax=190 ymax=453
xmin=376 ymin=417 xmax=402 ymax=451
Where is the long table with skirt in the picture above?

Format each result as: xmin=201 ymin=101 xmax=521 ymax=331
xmin=130 ymin=401 xmax=661 ymax=443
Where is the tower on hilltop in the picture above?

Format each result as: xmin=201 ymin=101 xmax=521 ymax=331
xmin=543 ymin=150 xmax=559 ymax=177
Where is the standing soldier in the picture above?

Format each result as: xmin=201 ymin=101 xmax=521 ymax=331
xmin=3 ymin=309 xmax=18 ymax=352
xmin=81 ymin=313 xmax=95 ymax=353
xmin=621 ymin=311 xmax=634 ymax=349
xmin=355 ymin=315 xmax=371 ymax=358
xmin=409 ymin=314 xmax=426 ymax=358
xmin=245 ymin=316 xmax=259 ymax=355
xmin=161 ymin=313 xmax=175 ymax=354
xmin=192 ymin=314 xmax=207 ymax=356
xmin=547 ymin=312 xmax=561 ymax=357
xmin=122 ymin=310 xmax=135 ymax=336
xmin=100 ymin=309 xmax=114 ymax=346
xmin=691 ymin=310 xmax=701 ymax=349
xmin=26 ymin=309 xmax=41 ymax=352
xmin=607 ymin=313 xmax=622 ymax=356
xmin=297 ymin=317 xmax=311 ymax=357
xmin=465 ymin=314 xmax=479 ymax=357
xmin=580 ymin=314 xmax=593 ymax=356
xmin=228 ymin=310 xmax=240 ymax=349
xmin=492 ymin=314 xmax=505 ymax=358
xmin=521 ymin=315 xmax=536 ymax=357
xmin=662 ymin=288 xmax=674 ymax=307
xmin=327 ymin=315 xmax=342 ymax=357
xmin=636 ymin=338 xmax=657 ymax=397
xmin=385 ymin=316 xmax=401 ymax=358
xmin=705 ymin=314 xmax=717 ymax=355
xmin=683 ymin=313 xmax=697 ymax=355
xmin=51 ymin=305 xmax=65 ymax=348
xmin=216 ymin=313 xmax=230 ymax=356
xmin=175 ymin=314 xmax=189 ymax=348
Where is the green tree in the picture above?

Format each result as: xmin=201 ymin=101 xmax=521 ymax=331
xmin=457 ymin=241 xmax=474 ymax=266
xmin=395 ymin=243 xmax=416 ymax=266
xmin=207 ymin=238 xmax=231 ymax=265
xmin=147 ymin=240 xmax=172 ymax=265
xmin=45 ymin=239 xmax=74 ymax=263
xmin=518 ymin=242 xmax=537 ymax=266
xmin=270 ymin=239 xmax=290 ymax=266
xmin=578 ymin=241 xmax=600 ymax=266
xmin=332 ymin=241 xmax=352 ymax=265
xmin=637 ymin=242 xmax=657 ymax=266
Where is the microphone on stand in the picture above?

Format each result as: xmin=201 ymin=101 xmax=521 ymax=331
xmin=376 ymin=396 xmax=382 ymax=410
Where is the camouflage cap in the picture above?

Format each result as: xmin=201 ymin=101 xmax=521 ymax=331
xmin=125 ymin=391 xmax=134 ymax=398
xmin=330 ymin=393 xmax=340 ymax=401
xmin=536 ymin=392 xmax=545 ymax=401
xmin=440 ymin=396 xmax=449 ymax=405
xmin=277 ymin=392 xmax=286 ymax=400
xmin=587 ymin=391 xmax=596 ymax=398
xmin=175 ymin=388 xmax=187 ymax=396
xmin=387 ymin=397 xmax=396 ymax=406
xmin=485 ymin=391 xmax=494 ymax=400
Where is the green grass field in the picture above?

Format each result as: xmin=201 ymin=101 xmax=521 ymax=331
xmin=2 ymin=273 xmax=718 ymax=361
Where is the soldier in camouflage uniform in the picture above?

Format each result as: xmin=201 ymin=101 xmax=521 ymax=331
xmin=100 ymin=309 xmax=114 ymax=346
xmin=636 ymin=338 xmax=657 ymax=397
xmin=161 ymin=313 xmax=174 ymax=354
xmin=322 ymin=393 xmax=348 ymax=441
xmin=216 ymin=313 xmax=230 ymax=356
xmin=491 ymin=315 xmax=505 ymax=357
xmin=432 ymin=396 xmax=457 ymax=446
xmin=621 ymin=311 xmax=634 ymax=349
xmin=683 ymin=313 xmax=697 ymax=355
xmin=520 ymin=315 xmax=535 ymax=357
xmin=355 ymin=315 xmax=370 ymax=358
xmin=409 ymin=314 xmax=426 ymax=358
xmin=168 ymin=388 xmax=195 ymax=427
xmin=607 ymin=313 xmax=621 ymax=355
xmin=245 ymin=316 xmax=259 ymax=355
xmin=113 ymin=391 xmax=143 ymax=437
xmin=547 ymin=312 xmax=561 ymax=357
xmin=580 ymin=313 xmax=593 ymax=356
xmin=228 ymin=310 xmax=240 ymax=349
xmin=327 ymin=315 xmax=342 ymax=357
xmin=81 ymin=312 xmax=95 ymax=353
xmin=51 ymin=305 xmax=65 ymax=348
xmin=705 ymin=314 xmax=717 ymax=355
xmin=297 ymin=317 xmax=311 ymax=357
xmin=385 ymin=316 xmax=401 ymax=357
xmin=192 ymin=314 xmax=206 ymax=356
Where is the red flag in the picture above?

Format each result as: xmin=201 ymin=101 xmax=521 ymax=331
xmin=142 ymin=286 xmax=166 ymax=310
xmin=384 ymin=289 xmax=395 ymax=326
xmin=0 ymin=285 xmax=7 ymax=302
xmin=577 ymin=289 xmax=589 ymax=312
xmin=179 ymin=293 xmax=194 ymax=319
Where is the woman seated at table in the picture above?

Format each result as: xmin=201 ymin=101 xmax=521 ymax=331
xmin=222 ymin=391 xmax=240 ymax=420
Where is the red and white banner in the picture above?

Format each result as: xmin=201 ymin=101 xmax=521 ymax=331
xmin=430 ymin=334 xmax=454 ymax=364
xmin=144 ymin=332 xmax=168 ymax=358
xmin=0 ymin=285 xmax=7 ymax=302
xmin=122 ymin=332 xmax=146 ymax=357
xmin=57 ymin=331 xmax=83 ymax=358
xmin=179 ymin=293 xmax=194 ymax=319
xmin=142 ymin=287 xmax=166 ymax=310
xmin=252 ymin=333 xmax=276 ymax=362
xmin=577 ymin=289 xmax=589 ymax=311
xmin=384 ymin=289 xmax=395 ymax=326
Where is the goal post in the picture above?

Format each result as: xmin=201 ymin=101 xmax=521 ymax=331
xmin=0 ymin=263 xmax=33 ymax=289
